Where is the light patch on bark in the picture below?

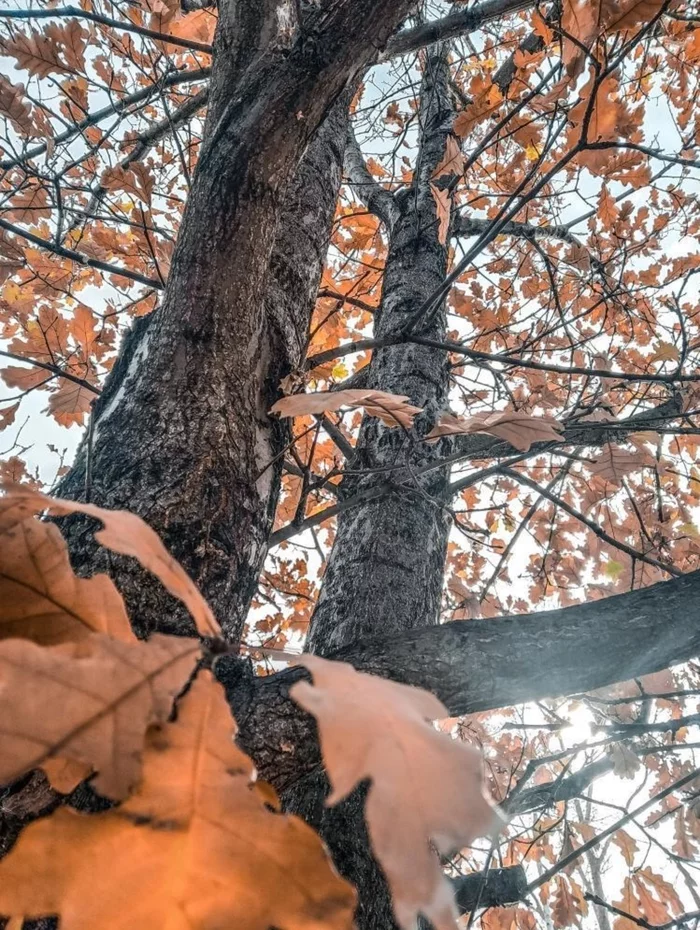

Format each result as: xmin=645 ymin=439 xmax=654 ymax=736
xmin=276 ymin=0 xmax=297 ymax=44
xmin=92 ymin=326 xmax=152 ymax=446
xmin=254 ymin=422 xmax=275 ymax=500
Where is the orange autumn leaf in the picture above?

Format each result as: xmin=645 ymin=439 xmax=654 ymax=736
xmin=270 ymin=388 xmax=423 ymax=430
xmin=3 ymin=485 xmax=221 ymax=638
xmin=0 ymin=366 xmax=50 ymax=392
xmin=432 ymin=135 xmax=465 ymax=180
xmin=0 ymin=672 xmax=356 ymax=930
xmin=0 ymin=76 xmax=32 ymax=135
xmin=0 ymin=402 xmax=19 ymax=430
xmin=552 ymin=875 xmax=587 ymax=928
xmin=430 ymin=184 xmax=451 ymax=245
xmin=291 ymin=655 xmax=498 ymax=930
xmin=427 ymin=410 xmax=564 ymax=451
xmin=589 ymin=444 xmax=653 ymax=486
xmin=0 ymin=511 xmax=134 ymax=645
xmin=561 ymin=0 xmax=667 ymax=76
xmin=46 ymin=379 xmax=95 ymax=427
xmin=0 ymin=632 xmax=198 ymax=798
xmin=612 ymin=829 xmax=639 ymax=867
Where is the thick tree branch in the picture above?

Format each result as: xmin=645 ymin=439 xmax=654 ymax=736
xmin=452 ymin=866 xmax=528 ymax=914
xmin=384 ymin=0 xmax=533 ymax=59
xmin=344 ymin=125 xmax=399 ymax=230
xmin=218 ymin=565 xmax=700 ymax=792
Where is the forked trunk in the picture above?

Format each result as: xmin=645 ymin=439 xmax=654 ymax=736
xmin=285 ymin=48 xmax=456 ymax=930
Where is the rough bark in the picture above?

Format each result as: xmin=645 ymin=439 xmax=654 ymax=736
xmin=281 ymin=48 xmax=457 ymax=930
xmin=53 ymin=0 xmax=394 ymax=642
xmin=306 ymin=48 xmax=455 ymax=656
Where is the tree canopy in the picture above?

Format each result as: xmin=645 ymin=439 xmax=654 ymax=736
xmin=1 ymin=1 xmax=700 ymax=929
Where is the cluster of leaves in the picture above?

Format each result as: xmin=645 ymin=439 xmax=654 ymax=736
xmin=0 ymin=484 xmax=496 ymax=930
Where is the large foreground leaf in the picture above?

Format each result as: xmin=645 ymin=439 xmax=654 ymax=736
xmin=0 ymin=632 xmax=198 ymax=798
xmin=0 ymin=513 xmax=134 ymax=645
xmin=0 ymin=672 xmax=356 ymax=930
xmin=292 ymin=656 xmax=498 ymax=930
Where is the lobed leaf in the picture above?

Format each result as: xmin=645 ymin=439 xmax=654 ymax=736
xmin=0 ymin=632 xmax=198 ymax=798
xmin=291 ymin=655 xmax=498 ymax=930
xmin=0 ymin=672 xmax=356 ymax=930
xmin=1 ymin=485 xmax=221 ymax=638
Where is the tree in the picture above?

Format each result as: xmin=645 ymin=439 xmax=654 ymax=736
xmin=1 ymin=0 xmax=700 ymax=928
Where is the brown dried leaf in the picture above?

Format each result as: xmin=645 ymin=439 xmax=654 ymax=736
xmin=2 ymin=485 xmax=221 ymax=638
xmin=1 ymin=365 xmax=50 ymax=392
xmin=552 ymin=875 xmax=587 ymax=928
xmin=589 ymin=444 xmax=653 ymax=486
xmin=46 ymin=380 xmax=95 ymax=427
xmin=427 ymin=410 xmax=563 ymax=452
xmin=270 ymin=389 xmax=423 ymax=430
xmin=612 ymin=829 xmax=639 ymax=867
xmin=291 ymin=655 xmax=498 ymax=930
xmin=432 ymin=136 xmax=465 ymax=180
xmin=0 ymin=632 xmax=198 ymax=798
xmin=0 ymin=672 xmax=356 ymax=930
xmin=0 ymin=77 xmax=32 ymax=135
xmin=0 ymin=512 xmax=134 ymax=645
xmin=0 ymin=402 xmax=19 ymax=431
xmin=430 ymin=184 xmax=451 ymax=245
xmin=606 ymin=743 xmax=641 ymax=779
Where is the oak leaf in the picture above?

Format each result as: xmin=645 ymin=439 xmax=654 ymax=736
xmin=0 ymin=672 xmax=356 ymax=930
xmin=0 ymin=402 xmax=19 ymax=431
xmin=430 ymin=184 xmax=451 ymax=245
xmin=589 ymin=444 xmax=653 ymax=486
xmin=561 ymin=0 xmax=667 ymax=76
xmin=0 ymin=31 xmax=69 ymax=78
xmin=3 ymin=485 xmax=221 ymax=637
xmin=46 ymin=380 xmax=95 ymax=427
xmin=270 ymin=389 xmax=423 ymax=430
xmin=432 ymin=136 xmax=465 ymax=180
xmin=0 ymin=77 xmax=32 ymax=135
xmin=606 ymin=743 xmax=641 ymax=779
xmin=0 ymin=512 xmax=134 ymax=645
xmin=0 ymin=632 xmax=198 ymax=798
xmin=291 ymin=655 xmax=498 ymax=930
xmin=426 ymin=410 xmax=564 ymax=451
xmin=597 ymin=185 xmax=620 ymax=225
xmin=612 ymin=829 xmax=638 ymax=866
xmin=552 ymin=875 xmax=587 ymax=928
xmin=650 ymin=342 xmax=680 ymax=364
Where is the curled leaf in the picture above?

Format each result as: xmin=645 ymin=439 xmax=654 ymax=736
xmin=270 ymin=389 xmax=423 ymax=430
xmin=0 ymin=510 xmax=134 ymax=645
xmin=427 ymin=410 xmax=564 ymax=452
xmin=291 ymin=655 xmax=498 ymax=930
xmin=1 ymin=485 xmax=221 ymax=638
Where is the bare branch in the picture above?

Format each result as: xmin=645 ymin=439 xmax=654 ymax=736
xmin=383 ymin=0 xmax=533 ymax=60
xmin=0 ymin=6 xmax=213 ymax=53
xmin=344 ymin=124 xmax=399 ymax=230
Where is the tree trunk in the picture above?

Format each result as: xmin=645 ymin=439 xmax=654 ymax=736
xmin=284 ymin=47 xmax=456 ymax=930
xmin=54 ymin=0 xmax=406 ymax=642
